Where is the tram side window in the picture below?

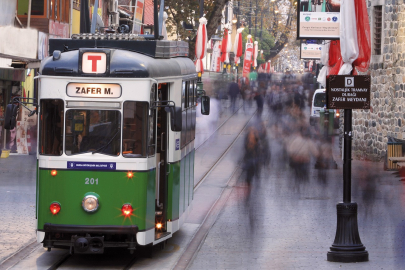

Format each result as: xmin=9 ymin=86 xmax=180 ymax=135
xmin=192 ymin=80 xmax=197 ymax=139
xmin=181 ymin=81 xmax=187 ymax=148
xmin=65 ymin=109 xmax=121 ymax=156
xmin=186 ymin=81 xmax=193 ymax=144
xmin=39 ymin=99 xmax=64 ymax=156
xmin=123 ymin=101 xmax=148 ymax=158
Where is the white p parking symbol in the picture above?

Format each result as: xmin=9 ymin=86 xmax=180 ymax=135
xmin=345 ymin=77 xmax=354 ymax=87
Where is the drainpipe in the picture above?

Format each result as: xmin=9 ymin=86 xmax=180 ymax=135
xmin=27 ymin=0 xmax=32 ymax=28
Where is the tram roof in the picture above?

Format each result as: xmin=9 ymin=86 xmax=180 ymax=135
xmin=40 ymin=39 xmax=196 ymax=78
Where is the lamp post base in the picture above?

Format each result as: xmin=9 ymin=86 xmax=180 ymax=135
xmin=327 ymin=202 xmax=369 ymax=263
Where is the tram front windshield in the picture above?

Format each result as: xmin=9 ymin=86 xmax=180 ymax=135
xmin=65 ymin=109 xmax=121 ymax=156
xmin=39 ymin=100 xmax=150 ymax=157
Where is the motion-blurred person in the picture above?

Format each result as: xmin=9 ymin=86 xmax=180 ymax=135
xmin=239 ymin=76 xmax=250 ymax=111
xmin=228 ymin=80 xmax=240 ymax=113
xmin=257 ymin=121 xmax=271 ymax=168
xmin=253 ymin=91 xmax=264 ymax=118
xmin=242 ymin=125 xmax=261 ymax=226
xmin=286 ymin=127 xmax=319 ymax=182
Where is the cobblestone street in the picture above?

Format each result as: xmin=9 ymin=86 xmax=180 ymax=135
xmin=0 ymin=155 xmax=37 ymax=264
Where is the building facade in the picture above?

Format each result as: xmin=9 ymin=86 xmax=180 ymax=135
xmin=351 ymin=0 xmax=405 ymax=161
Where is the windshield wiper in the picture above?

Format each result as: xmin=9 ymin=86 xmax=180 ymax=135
xmin=92 ymin=130 xmax=120 ymax=154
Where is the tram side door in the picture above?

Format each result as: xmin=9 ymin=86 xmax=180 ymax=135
xmin=156 ymin=83 xmax=169 ymax=235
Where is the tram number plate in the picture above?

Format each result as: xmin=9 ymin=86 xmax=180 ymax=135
xmin=85 ymin=178 xmax=98 ymax=185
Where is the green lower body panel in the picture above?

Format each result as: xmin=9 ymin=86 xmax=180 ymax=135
xmin=167 ymin=161 xmax=180 ymax=221
xmin=37 ymin=169 xmax=155 ymax=232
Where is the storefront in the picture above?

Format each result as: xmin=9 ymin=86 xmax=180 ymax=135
xmin=0 ymin=68 xmax=28 ymax=155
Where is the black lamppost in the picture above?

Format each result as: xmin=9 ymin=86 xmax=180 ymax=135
xmin=327 ymin=109 xmax=369 ymax=262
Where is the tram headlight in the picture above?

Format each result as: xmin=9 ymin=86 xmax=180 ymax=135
xmin=82 ymin=195 xmax=99 ymax=212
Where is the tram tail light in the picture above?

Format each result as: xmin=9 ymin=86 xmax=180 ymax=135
xmin=51 ymin=170 xmax=57 ymax=176
xmin=336 ymin=109 xmax=340 ymax=117
xmin=50 ymin=202 xmax=61 ymax=215
xmin=121 ymin=204 xmax=133 ymax=217
xmin=127 ymin=171 xmax=133 ymax=178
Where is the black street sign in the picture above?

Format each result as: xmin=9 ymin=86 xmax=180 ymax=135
xmin=326 ymin=75 xmax=371 ymax=109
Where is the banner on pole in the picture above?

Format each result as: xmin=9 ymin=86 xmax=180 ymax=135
xmin=242 ymin=43 xmax=253 ymax=77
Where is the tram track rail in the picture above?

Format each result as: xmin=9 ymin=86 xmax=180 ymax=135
xmin=0 ymin=104 xmax=255 ymax=270
xmin=193 ymin=107 xmax=257 ymax=191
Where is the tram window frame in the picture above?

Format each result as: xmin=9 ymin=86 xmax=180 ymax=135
xmin=181 ymin=81 xmax=187 ymax=149
xmin=192 ymin=80 xmax=197 ymax=139
xmin=148 ymin=84 xmax=157 ymax=156
xmin=65 ymin=109 xmax=121 ymax=156
xmin=188 ymin=81 xmax=193 ymax=108
xmin=182 ymin=81 xmax=187 ymax=110
xmin=39 ymin=99 xmax=64 ymax=156
xmin=122 ymin=101 xmax=149 ymax=158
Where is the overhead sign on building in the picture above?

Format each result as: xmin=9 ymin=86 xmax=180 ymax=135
xmin=296 ymin=0 xmax=340 ymax=40
xmin=326 ymin=75 xmax=371 ymax=109
xmin=300 ymin=41 xmax=322 ymax=60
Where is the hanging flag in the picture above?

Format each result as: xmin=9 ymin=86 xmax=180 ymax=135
xmin=220 ymin=28 xmax=229 ymax=64
xmin=210 ymin=42 xmax=222 ymax=72
xmin=233 ymin=28 xmax=243 ymax=65
xmin=266 ymin=60 xmax=271 ymax=73
xmin=253 ymin=41 xmax=258 ymax=68
xmin=242 ymin=35 xmax=253 ymax=77
xmin=225 ymin=25 xmax=232 ymax=64
xmin=195 ymin=17 xmax=207 ymax=74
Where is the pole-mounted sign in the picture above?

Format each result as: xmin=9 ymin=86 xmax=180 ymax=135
xmin=326 ymin=75 xmax=370 ymax=109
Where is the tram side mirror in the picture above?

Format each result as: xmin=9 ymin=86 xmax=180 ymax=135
xmin=201 ymin=96 xmax=210 ymax=115
xmin=4 ymin=104 xmax=19 ymax=130
xmin=165 ymin=106 xmax=182 ymax=132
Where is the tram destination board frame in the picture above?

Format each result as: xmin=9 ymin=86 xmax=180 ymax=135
xmin=326 ymin=75 xmax=370 ymax=109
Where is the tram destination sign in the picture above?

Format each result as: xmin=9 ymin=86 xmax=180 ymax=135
xmin=326 ymin=75 xmax=370 ymax=109
xmin=67 ymin=83 xmax=121 ymax=98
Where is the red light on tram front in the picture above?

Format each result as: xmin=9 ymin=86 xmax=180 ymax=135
xmin=50 ymin=202 xmax=61 ymax=215
xmin=121 ymin=204 xmax=133 ymax=217
xmin=127 ymin=171 xmax=134 ymax=178
xmin=51 ymin=170 xmax=57 ymax=176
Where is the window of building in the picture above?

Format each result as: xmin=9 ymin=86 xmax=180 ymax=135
xmin=17 ymin=0 xmax=47 ymax=16
xmin=17 ymin=0 xmax=69 ymax=23
xmin=373 ymin=6 xmax=382 ymax=56
xmin=370 ymin=0 xmax=384 ymax=63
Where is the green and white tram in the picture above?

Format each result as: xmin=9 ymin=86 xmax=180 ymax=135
xmin=4 ymin=36 xmax=210 ymax=254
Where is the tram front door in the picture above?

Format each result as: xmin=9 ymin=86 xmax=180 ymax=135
xmin=155 ymin=83 xmax=169 ymax=238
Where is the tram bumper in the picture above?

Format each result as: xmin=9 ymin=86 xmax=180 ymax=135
xmin=42 ymin=223 xmax=138 ymax=253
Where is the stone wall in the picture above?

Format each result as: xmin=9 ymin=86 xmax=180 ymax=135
xmin=350 ymin=0 xmax=405 ymax=161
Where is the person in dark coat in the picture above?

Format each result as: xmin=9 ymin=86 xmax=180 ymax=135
xmin=228 ymin=81 xmax=240 ymax=113
xmin=253 ymin=91 xmax=264 ymax=118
